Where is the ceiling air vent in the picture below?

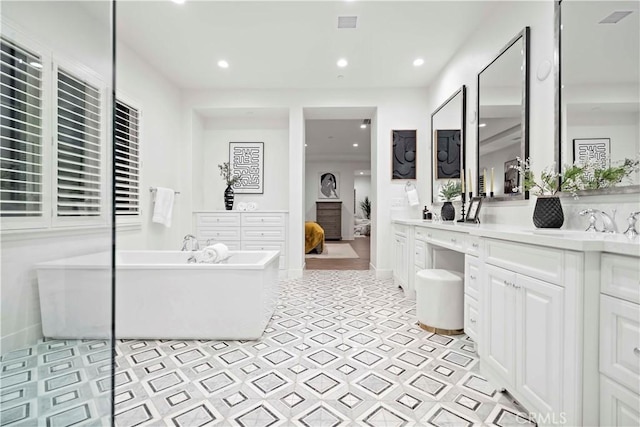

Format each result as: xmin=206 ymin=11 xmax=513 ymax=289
xmin=599 ymin=11 xmax=633 ymax=24
xmin=338 ymin=16 xmax=357 ymax=29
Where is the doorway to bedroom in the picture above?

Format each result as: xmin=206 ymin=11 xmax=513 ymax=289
xmin=303 ymin=108 xmax=373 ymax=270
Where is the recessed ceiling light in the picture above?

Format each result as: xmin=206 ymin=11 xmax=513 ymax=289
xmin=305 ymin=144 xmax=308 ymax=147
xmin=360 ymin=123 xmax=367 ymax=129
xmin=30 ymin=62 xmax=42 ymax=69
xmin=353 ymin=143 xmax=358 ymax=147
xmin=337 ymin=58 xmax=348 ymax=68
xmin=171 ymin=0 xmax=186 ymax=4
xmin=217 ymin=60 xmax=229 ymax=69
xmin=479 ymin=123 xmax=487 ymax=128
xmin=360 ymin=172 xmax=364 ymax=175
xmin=413 ymin=58 xmax=424 ymax=67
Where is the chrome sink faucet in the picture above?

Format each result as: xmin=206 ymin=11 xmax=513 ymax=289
xmin=579 ymin=209 xmax=618 ymax=234
xmin=181 ymin=234 xmax=200 ymax=251
xmin=624 ymin=211 xmax=640 ymax=239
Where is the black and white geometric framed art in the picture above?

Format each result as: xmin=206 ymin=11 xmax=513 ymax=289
xmin=229 ymin=142 xmax=264 ymax=194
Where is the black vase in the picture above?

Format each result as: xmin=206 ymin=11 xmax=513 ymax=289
xmin=441 ymin=201 xmax=455 ymax=221
xmin=533 ymin=196 xmax=564 ymax=228
xmin=224 ymin=185 xmax=234 ymax=210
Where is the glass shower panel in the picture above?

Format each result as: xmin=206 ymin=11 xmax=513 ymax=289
xmin=0 ymin=1 xmax=114 ymax=425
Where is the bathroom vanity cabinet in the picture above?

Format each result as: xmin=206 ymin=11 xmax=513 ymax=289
xmin=391 ymin=219 xmax=640 ymax=426
xmin=194 ymin=211 xmax=288 ymax=271
xmin=599 ymin=253 xmax=640 ymax=426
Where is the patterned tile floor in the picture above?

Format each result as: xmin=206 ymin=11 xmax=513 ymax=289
xmin=1 ymin=270 xmax=535 ymax=426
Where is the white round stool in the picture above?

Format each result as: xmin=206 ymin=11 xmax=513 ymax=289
xmin=415 ymin=269 xmax=464 ymax=335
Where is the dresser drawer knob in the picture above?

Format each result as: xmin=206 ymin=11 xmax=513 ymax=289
xmin=427 ymin=233 xmax=432 ymax=238
xmin=451 ymin=238 xmax=457 ymax=243
xmin=470 ymin=318 xmax=477 ymax=324
xmin=470 ymin=275 xmax=476 ymax=280
xmin=472 ymin=243 xmax=479 ymax=248
xmin=261 ymin=218 xmax=264 ymax=222
xmin=634 ymin=347 xmax=640 ymax=356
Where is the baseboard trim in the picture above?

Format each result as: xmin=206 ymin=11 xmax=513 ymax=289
xmin=1 ymin=323 xmax=42 ymax=354
xmin=288 ymin=269 xmax=304 ymax=279
xmin=370 ymin=264 xmax=392 ymax=279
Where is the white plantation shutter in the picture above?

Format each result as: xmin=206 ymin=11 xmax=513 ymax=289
xmin=114 ymin=99 xmax=140 ymax=216
xmin=56 ymin=68 xmax=102 ymax=217
xmin=0 ymin=37 xmax=43 ymax=217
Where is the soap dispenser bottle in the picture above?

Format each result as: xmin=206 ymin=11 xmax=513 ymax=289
xmin=422 ymin=206 xmax=429 ymax=220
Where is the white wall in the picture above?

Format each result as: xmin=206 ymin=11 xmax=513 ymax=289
xmin=1 ymin=1 xmax=113 ymax=353
xmin=114 ymin=41 xmax=184 ymax=251
xmin=426 ymin=1 xmax=555 ymax=225
xmin=305 ymin=161 xmax=370 ymax=240
xmin=181 ymin=88 xmax=429 ymax=277
xmin=196 ymin=118 xmax=289 ymax=211
xmin=354 ymin=176 xmax=372 ymax=218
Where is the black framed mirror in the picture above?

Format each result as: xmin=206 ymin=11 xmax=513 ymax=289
xmin=430 ymin=86 xmax=466 ymax=204
xmin=556 ymin=1 xmax=639 ymax=196
xmin=477 ymin=27 xmax=530 ymax=201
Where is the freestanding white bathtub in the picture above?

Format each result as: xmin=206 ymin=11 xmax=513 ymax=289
xmin=36 ymin=250 xmax=280 ymax=340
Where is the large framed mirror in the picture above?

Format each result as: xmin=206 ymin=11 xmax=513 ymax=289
xmin=477 ymin=27 xmax=530 ymax=201
xmin=557 ymin=1 xmax=639 ymax=195
xmin=431 ymin=86 xmax=466 ymax=204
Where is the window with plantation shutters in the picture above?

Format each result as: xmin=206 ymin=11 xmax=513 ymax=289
xmin=114 ymin=99 xmax=140 ymax=216
xmin=56 ymin=68 xmax=102 ymax=217
xmin=0 ymin=36 xmax=43 ymax=217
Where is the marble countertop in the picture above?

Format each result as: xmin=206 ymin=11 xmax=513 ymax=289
xmin=392 ymin=218 xmax=640 ymax=257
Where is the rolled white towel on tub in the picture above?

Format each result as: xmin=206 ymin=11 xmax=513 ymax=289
xmin=199 ymin=247 xmax=217 ymax=263
xmin=211 ymin=243 xmax=229 ymax=262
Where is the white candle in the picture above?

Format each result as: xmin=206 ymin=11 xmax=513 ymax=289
xmin=468 ymin=168 xmax=473 ymax=194
xmin=491 ymin=168 xmax=495 ymax=193
xmin=483 ymin=169 xmax=487 ymax=194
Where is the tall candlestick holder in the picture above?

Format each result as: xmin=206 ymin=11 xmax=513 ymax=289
xmin=457 ymin=192 xmax=466 ymax=222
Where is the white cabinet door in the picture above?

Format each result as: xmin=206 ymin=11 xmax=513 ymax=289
xmin=600 ymin=294 xmax=640 ymax=394
xmin=601 ymin=375 xmax=640 ymax=427
xmin=516 ymin=274 xmax=563 ymax=414
xmin=393 ymin=234 xmax=408 ymax=288
xmin=483 ymin=264 xmax=516 ymax=384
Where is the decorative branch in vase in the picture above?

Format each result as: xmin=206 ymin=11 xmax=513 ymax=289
xmin=218 ymin=162 xmax=240 ymax=210
xmin=512 ymin=155 xmax=640 ymax=228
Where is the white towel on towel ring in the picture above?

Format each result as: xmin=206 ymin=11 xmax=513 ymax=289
xmin=152 ymin=187 xmax=175 ymax=227
xmin=406 ymin=188 xmax=420 ymax=207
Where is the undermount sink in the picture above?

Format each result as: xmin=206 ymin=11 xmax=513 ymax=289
xmin=528 ymin=229 xmax=636 ymax=242
xmin=529 ymin=229 xmax=612 ymax=239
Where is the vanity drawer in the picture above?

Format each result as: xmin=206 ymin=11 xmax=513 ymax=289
xmin=414 ymin=239 xmax=426 ymax=269
xmin=196 ymin=213 xmax=241 ymax=227
xmin=600 ymin=375 xmax=640 ymax=427
xmin=601 ymin=254 xmax=640 ymax=304
xmin=426 ymin=228 xmax=464 ymax=251
xmin=415 ymin=227 xmax=429 ymax=242
xmin=465 ymin=255 xmax=481 ymax=300
xmin=484 ymin=238 xmax=563 ymax=285
xmin=465 ymin=236 xmax=482 ymax=256
xmin=242 ymin=212 xmax=286 ymax=227
xmin=464 ymin=295 xmax=480 ymax=341
xmin=242 ymin=227 xmax=285 ymax=241
xmin=197 ymin=227 xmax=241 ymax=241
xmin=394 ymin=224 xmax=409 ymax=237
xmin=600 ymin=294 xmax=640 ymax=394
xmin=242 ymin=240 xmax=286 ymax=255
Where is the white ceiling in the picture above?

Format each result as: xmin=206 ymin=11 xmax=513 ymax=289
xmin=107 ymin=0 xmax=497 ymax=90
xmin=305 ymin=119 xmax=371 ymax=162
xmin=562 ymin=0 xmax=639 ymax=85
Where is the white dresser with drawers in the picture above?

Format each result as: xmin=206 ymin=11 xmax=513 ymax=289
xmin=193 ymin=211 xmax=288 ymax=271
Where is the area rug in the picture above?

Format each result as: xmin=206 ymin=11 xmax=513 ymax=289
xmin=305 ymin=243 xmax=360 ymax=259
